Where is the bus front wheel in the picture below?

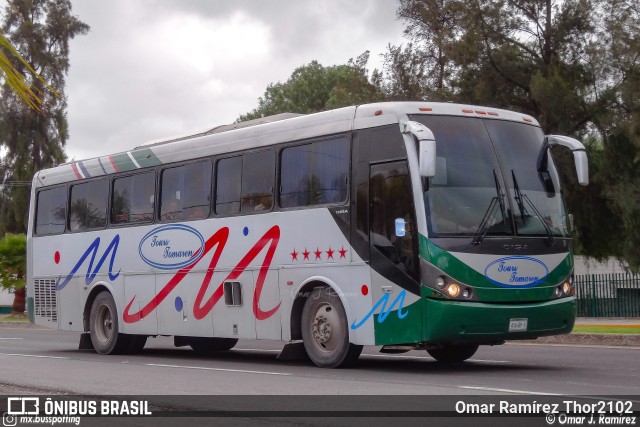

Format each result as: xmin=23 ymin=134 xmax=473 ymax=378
xmin=89 ymin=291 xmax=130 ymax=355
xmin=301 ymin=287 xmax=362 ymax=368
xmin=427 ymin=344 xmax=479 ymax=363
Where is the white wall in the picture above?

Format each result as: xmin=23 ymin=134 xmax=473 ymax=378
xmin=0 ymin=287 xmax=13 ymax=306
xmin=574 ymin=256 xmax=626 ymax=275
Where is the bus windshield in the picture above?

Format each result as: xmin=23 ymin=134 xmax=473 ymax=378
xmin=410 ymin=115 xmax=567 ymax=239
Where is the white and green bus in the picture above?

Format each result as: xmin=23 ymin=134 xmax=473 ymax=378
xmin=26 ymin=102 xmax=588 ymax=367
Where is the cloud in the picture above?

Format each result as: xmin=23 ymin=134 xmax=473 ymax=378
xmin=61 ymin=0 xmax=406 ymax=160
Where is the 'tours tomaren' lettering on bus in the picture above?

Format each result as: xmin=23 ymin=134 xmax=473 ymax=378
xmin=149 ymin=235 xmax=195 ymax=259
xmin=497 ymin=262 xmax=540 ymax=284
xmin=150 ymin=236 xmax=169 ymax=247
xmin=484 ymin=256 xmax=549 ymax=287
xmin=138 ymin=224 xmax=205 ymax=270
xmin=163 ymin=247 xmax=194 ymax=259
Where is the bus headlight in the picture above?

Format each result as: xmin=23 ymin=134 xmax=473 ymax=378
xmin=435 ymin=276 xmax=446 ymax=289
xmin=446 ymin=283 xmax=460 ymax=298
xmin=562 ymin=281 xmax=572 ymax=295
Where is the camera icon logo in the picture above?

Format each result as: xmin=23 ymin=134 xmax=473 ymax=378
xmin=2 ymin=412 xmax=17 ymax=427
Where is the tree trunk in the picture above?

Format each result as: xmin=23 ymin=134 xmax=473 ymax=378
xmin=12 ymin=287 xmax=26 ymax=316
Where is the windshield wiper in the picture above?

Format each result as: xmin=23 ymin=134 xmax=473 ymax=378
xmin=473 ymin=170 xmax=506 ymax=245
xmin=511 ymin=170 xmax=554 ymax=245
xmin=511 ymin=170 xmax=527 ymax=221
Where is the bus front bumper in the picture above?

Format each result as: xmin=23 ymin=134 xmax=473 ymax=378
xmin=424 ymin=296 xmax=576 ymax=344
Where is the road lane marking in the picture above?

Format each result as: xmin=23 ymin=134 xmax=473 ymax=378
xmin=145 ymin=363 xmax=291 ymax=376
xmin=0 ymin=338 xmax=22 ymax=340
xmin=460 ymin=386 xmax=560 ymax=395
xmin=0 ymin=352 xmax=68 ymax=359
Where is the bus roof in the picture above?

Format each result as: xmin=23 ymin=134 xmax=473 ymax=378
xmin=33 ymin=102 xmax=539 ymax=187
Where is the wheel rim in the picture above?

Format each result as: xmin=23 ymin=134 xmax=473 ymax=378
xmin=94 ymin=304 xmax=113 ymax=344
xmin=310 ymin=302 xmax=343 ymax=353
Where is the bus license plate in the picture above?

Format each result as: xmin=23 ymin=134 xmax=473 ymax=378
xmin=509 ymin=318 xmax=528 ymax=332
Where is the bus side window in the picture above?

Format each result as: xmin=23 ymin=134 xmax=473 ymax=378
xmin=35 ymin=186 xmax=67 ymax=235
xmin=160 ymin=166 xmax=182 ymax=221
xmin=242 ymin=149 xmax=274 ymax=212
xmin=280 ymin=137 xmax=349 ymax=208
xmin=183 ymin=161 xmax=211 ymax=219
xmin=69 ymin=179 xmax=108 ymax=231
xmin=111 ymin=171 xmax=155 ymax=224
xmin=161 ymin=161 xmax=211 ymax=221
xmin=216 ymin=156 xmax=242 ymax=215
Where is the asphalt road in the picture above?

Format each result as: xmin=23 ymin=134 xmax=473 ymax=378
xmin=1 ymin=326 xmax=639 ymax=396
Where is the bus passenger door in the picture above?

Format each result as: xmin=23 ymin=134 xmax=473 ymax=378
xmin=368 ymin=161 xmax=421 ymax=345
xmin=369 ymin=161 xmax=419 ymax=281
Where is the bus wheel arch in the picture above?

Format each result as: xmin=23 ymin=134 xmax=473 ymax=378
xmin=290 ymin=279 xmax=349 ymax=340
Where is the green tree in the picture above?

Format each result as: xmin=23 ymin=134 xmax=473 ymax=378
xmin=391 ymin=0 xmax=609 ymax=133
xmin=0 ymin=0 xmax=89 ymax=233
xmin=238 ymin=52 xmax=385 ymax=121
xmin=381 ymin=43 xmax=430 ymax=100
xmin=0 ymin=233 xmax=26 ymax=315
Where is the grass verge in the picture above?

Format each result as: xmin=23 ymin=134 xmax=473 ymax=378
xmin=573 ymin=325 xmax=640 ymax=334
xmin=0 ymin=314 xmax=29 ymax=322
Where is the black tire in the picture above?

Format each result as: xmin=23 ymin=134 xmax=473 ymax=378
xmin=301 ymin=287 xmax=362 ymax=368
xmin=89 ymin=291 xmax=131 ymax=355
xmin=188 ymin=337 xmax=238 ymax=353
xmin=427 ymin=344 xmax=479 ymax=363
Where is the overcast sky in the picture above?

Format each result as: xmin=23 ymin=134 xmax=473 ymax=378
xmin=25 ymin=1 xmax=407 ymax=161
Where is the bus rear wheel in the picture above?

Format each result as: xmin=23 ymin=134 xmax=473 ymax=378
xmin=427 ymin=344 xmax=479 ymax=363
xmin=187 ymin=337 xmax=238 ymax=353
xmin=301 ymin=287 xmax=362 ymax=368
xmin=89 ymin=291 xmax=131 ymax=355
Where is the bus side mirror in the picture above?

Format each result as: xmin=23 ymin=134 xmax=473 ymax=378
xmin=540 ymin=135 xmax=589 ymax=186
xmin=419 ymin=139 xmax=436 ymax=178
xmin=403 ymin=121 xmax=436 ymax=178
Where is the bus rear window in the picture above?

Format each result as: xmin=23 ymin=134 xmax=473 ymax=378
xmin=35 ymin=186 xmax=67 ymax=236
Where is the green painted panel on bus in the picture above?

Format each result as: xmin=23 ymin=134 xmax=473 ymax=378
xmin=423 ymin=297 xmax=575 ymax=342
xmin=373 ymin=300 xmax=423 ymax=345
xmin=130 ymin=148 xmax=162 ymax=168
xmin=111 ymin=152 xmax=138 ymax=172
xmin=419 ymin=234 xmax=573 ymax=303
